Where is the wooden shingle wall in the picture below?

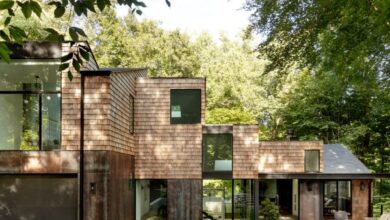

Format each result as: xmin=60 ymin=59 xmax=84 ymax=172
xmin=135 ymin=78 xmax=205 ymax=179
xmin=258 ymin=141 xmax=323 ymax=173
xmin=232 ymin=125 xmax=259 ymax=179
xmin=109 ymin=70 xmax=147 ymax=155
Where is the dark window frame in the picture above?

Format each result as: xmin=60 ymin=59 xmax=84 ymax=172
xmin=323 ymin=180 xmax=352 ymax=217
xmin=170 ymin=89 xmax=201 ymax=124
xmin=0 ymin=62 xmax=62 ymax=151
xmin=304 ymin=149 xmax=320 ymax=173
xmin=202 ymin=133 xmax=233 ymax=176
xmin=129 ymin=94 xmax=135 ymax=134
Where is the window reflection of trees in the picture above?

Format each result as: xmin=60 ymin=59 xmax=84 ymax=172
xmin=0 ymin=61 xmax=61 ymax=150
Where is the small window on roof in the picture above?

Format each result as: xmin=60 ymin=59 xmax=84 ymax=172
xmin=170 ymin=89 xmax=201 ymax=124
xmin=305 ymin=150 xmax=320 ymax=172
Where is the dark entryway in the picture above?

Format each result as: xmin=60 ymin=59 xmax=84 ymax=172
xmin=277 ymin=180 xmax=293 ymax=215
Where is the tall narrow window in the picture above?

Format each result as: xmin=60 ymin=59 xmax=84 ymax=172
xmin=129 ymin=94 xmax=134 ymax=134
xmin=203 ymin=134 xmax=233 ymax=172
xmin=0 ymin=60 xmax=61 ymax=150
xmin=305 ymin=150 xmax=320 ymax=172
xmin=170 ymin=89 xmax=201 ymax=124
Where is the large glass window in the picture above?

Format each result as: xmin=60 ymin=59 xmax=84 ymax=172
xmin=305 ymin=150 xmax=320 ymax=172
xmin=203 ymin=179 xmax=233 ymax=220
xmin=233 ymin=180 xmax=254 ymax=220
xmin=0 ymin=60 xmax=61 ymax=150
xmin=203 ymin=134 xmax=233 ymax=172
xmin=323 ymin=181 xmax=352 ymax=216
xmin=170 ymin=89 xmax=201 ymax=124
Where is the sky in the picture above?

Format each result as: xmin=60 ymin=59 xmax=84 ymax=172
xmin=116 ymin=0 xmax=252 ymax=41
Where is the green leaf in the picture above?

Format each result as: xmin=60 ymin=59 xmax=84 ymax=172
xmin=9 ymin=25 xmax=27 ymax=41
xmin=136 ymin=9 xmax=142 ymax=15
xmin=44 ymin=28 xmax=64 ymax=41
xmin=79 ymin=47 xmax=90 ymax=61
xmin=0 ymin=30 xmax=11 ymax=41
xmin=59 ymin=63 xmax=69 ymax=71
xmin=133 ymin=1 xmax=146 ymax=7
xmin=20 ymin=1 xmax=32 ymax=18
xmin=54 ymin=5 xmax=65 ymax=17
xmin=69 ymin=26 xmax=87 ymax=40
xmin=30 ymin=1 xmax=42 ymax=17
xmin=67 ymin=71 xmax=73 ymax=81
xmin=74 ymin=1 xmax=83 ymax=16
xmin=84 ymin=0 xmax=95 ymax=13
xmin=165 ymin=0 xmax=171 ymax=7
xmin=61 ymin=0 xmax=68 ymax=5
xmin=0 ymin=42 xmax=11 ymax=63
xmin=4 ymin=16 xmax=11 ymax=26
xmin=7 ymin=8 xmax=15 ymax=16
xmin=96 ymin=0 xmax=106 ymax=11
xmin=72 ymin=58 xmax=81 ymax=72
xmin=61 ymin=52 xmax=73 ymax=62
xmin=0 ymin=1 xmax=14 ymax=10
xmin=68 ymin=28 xmax=79 ymax=41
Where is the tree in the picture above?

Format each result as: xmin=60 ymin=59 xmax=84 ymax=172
xmin=245 ymin=0 xmax=389 ymax=77
xmin=0 ymin=0 xmax=170 ymax=79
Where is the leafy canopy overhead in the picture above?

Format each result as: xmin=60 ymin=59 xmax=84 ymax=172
xmin=0 ymin=0 xmax=170 ymax=79
xmin=245 ymin=0 xmax=389 ymax=77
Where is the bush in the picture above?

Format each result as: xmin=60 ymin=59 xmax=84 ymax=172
xmin=259 ymin=198 xmax=279 ymax=220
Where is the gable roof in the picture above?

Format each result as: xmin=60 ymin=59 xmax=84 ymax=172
xmin=324 ymin=144 xmax=371 ymax=174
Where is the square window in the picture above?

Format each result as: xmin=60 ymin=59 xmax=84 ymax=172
xmin=305 ymin=150 xmax=320 ymax=172
xmin=170 ymin=89 xmax=201 ymax=124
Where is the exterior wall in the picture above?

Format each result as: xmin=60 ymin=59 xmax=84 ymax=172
xmin=167 ymin=180 xmax=202 ymax=220
xmin=258 ymin=141 xmax=323 ymax=173
xmin=135 ymin=78 xmax=205 ymax=179
xmin=82 ymin=151 xmax=135 ymax=220
xmin=0 ymin=151 xmax=79 ymax=173
xmin=109 ymin=70 xmax=147 ymax=155
xmin=299 ymin=180 xmax=321 ymax=220
xmin=84 ymin=75 xmax=111 ymax=150
xmin=233 ymin=125 xmax=259 ymax=179
xmin=352 ymin=179 xmax=370 ymax=220
xmin=61 ymin=42 xmax=99 ymax=150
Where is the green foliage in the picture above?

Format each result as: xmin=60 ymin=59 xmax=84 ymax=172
xmin=259 ymin=198 xmax=279 ymax=220
xmin=0 ymin=0 xmax=171 ymax=80
xmin=206 ymin=107 xmax=257 ymax=124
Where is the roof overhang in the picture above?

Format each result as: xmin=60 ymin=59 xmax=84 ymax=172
xmin=258 ymin=173 xmax=390 ymax=180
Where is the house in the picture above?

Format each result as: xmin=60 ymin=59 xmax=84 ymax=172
xmin=0 ymin=42 xmax=386 ymax=220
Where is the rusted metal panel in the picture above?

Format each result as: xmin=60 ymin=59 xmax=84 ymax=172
xmin=167 ymin=179 xmax=202 ymax=220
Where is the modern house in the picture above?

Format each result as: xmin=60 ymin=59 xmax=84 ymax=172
xmin=0 ymin=42 xmax=386 ymax=220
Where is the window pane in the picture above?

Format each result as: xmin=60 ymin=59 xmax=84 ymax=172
xmin=203 ymin=134 xmax=232 ymax=172
xmin=203 ymin=179 xmax=233 ymax=220
xmin=42 ymin=94 xmax=61 ymax=150
xmin=0 ymin=94 xmax=39 ymax=150
xmin=136 ymin=180 xmax=167 ymax=220
xmin=338 ymin=181 xmax=351 ymax=213
xmin=305 ymin=150 xmax=319 ymax=172
xmin=0 ymin=60 xmax=61 ymax=91
xmin=324 ymin=181 xmax=337 ymax=216
xmin=129 ymin=95 xmax=134 ymax=134
xmin=171 ymin=89 xmax=201 ymax=124
xmin=233 ymin=180 xmax=254 ymax=220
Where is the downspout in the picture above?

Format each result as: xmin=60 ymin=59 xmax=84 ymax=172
xmin=79 ymin=74 xmax=85 ymax=220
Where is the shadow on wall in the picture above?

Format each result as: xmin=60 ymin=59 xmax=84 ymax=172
xmin=0 ymin=175 xmax=78 ymax=220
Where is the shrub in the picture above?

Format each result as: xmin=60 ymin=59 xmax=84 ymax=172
xmin=259 ymin=198 xmax=279 ymax=220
